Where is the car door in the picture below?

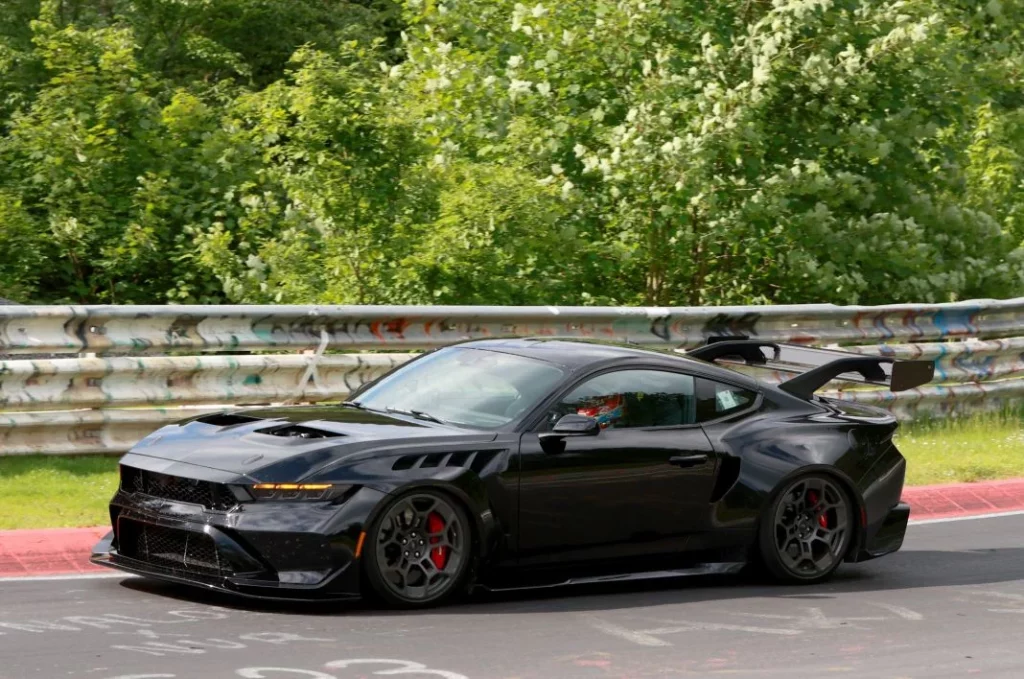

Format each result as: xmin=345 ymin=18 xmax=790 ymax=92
xmin=515 ymin=367 xmax=719 ymax=567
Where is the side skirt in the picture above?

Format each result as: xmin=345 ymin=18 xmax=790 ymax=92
xmin=477 ymin=562 xmax=746 ymax=593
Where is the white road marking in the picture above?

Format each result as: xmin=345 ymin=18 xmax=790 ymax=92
xmin=909 ymin=509 xmax=1024 ymax=525
xmin=728 ymin=608 xmax=884 ymax=630
xmin=970 ymin=590 xmax=1024 ymax=613
xmin=645 ymin=622 xmax=802 ymax=636
xmin=868 ymin=603 xmax=924 ymax=621
xmin=325 ymin=659 xmax=469 ymax=679
xmin=972 ymin=590 xmax=1024 ymax=602
xmin=586 ymin=616 xmax=801 ymax=647
xmin=586 ymin=617 xmax=672 ymax=647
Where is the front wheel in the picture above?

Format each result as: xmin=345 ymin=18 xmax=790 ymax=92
xmin=363 ymin=489 xmax=473 ymax=608
xmin=758 ymin=474 xmax=853 ymax=584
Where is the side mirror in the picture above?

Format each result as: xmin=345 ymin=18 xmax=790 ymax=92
xmin=538 ymin=414 xmax=600 ymax=452
xmin=551 ymin=413 xmax=601 ymax=436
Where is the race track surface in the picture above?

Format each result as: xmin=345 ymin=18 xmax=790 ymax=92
xmin=2 ymin=513 xmax=1023 ymax=679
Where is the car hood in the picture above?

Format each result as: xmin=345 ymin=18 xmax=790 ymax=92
xmin=123 ymin=405 xmax=499 ymax=483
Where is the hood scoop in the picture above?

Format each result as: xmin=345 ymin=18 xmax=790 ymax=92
xmin=196 ymin=413 xmax=263 ymax=427
xmin=256 ymin=424 xmax=344 ymax=440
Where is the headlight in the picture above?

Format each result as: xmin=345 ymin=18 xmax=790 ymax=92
xmin=250 ymin=483 xmax=349 ymax=502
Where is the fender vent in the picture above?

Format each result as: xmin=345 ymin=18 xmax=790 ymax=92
xmin=196 ymin=413 xmax=262 ymax=427
xmin=469 ymin=449 xmax=500 ymax=473
xmin=392 ymin=455 xmax=418 ymax=471
xmin=419 ymin=453 xmax=446 ymax=469
xmin=257 ymin=424 xmax=343 ymax=440
xmin=709 ymin=456 xmax=741 ymax=503
xmin=392 ymin=449 xmax=503 ymax=472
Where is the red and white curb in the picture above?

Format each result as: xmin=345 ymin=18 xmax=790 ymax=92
xmin=901 ymin=478 xmax=1024 ymax=523
xmin=2 ymin=479 xmax=1024 ymax=580
xmin=0 ymin=526 xmax=108 ymax=579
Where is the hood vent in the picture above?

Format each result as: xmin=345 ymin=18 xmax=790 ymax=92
xmin=257 ymin=424 xmax=343 ymax=440
xmin=392 ymin=449 xmax=501 ymax=473
xmin=196 ymin=413 xmax=262 ymax=427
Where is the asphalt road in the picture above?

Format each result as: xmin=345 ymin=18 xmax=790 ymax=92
xmin=1 ymin=514 xmax=1023 ymax=679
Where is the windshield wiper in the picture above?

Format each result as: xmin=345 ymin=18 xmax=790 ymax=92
xmin=345 ymin=401 xmax=448 ymax=425
xmin=385 ymin=407 xmax=448 ymax=425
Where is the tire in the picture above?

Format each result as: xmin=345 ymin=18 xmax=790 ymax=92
xmin=363 ymin=489 xmax=474 ymax=608
xmin=758 ymin=474 xmax=853 ymax=585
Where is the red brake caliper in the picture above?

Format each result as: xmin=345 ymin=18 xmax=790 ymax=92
xmin=807 ymin=490 xmax=828 ymax=528
xmin=426 ymin=512 xmax=449 ymax=570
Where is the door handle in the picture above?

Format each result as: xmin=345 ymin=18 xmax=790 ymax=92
xmin=669 ymin=454 xmax=708 ymax=468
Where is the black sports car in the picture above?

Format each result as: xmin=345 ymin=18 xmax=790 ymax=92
xmin=92 ymin=338 xmax=933 ymax=607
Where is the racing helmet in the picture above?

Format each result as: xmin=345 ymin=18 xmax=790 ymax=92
xmin=576 ymin=393 xmax=625 ymax=429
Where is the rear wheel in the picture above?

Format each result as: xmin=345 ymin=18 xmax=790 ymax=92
xmin=759 ymin=474 xmax=853 ymax=584
xmin=363 ymin=489 xmax=472 ymax=608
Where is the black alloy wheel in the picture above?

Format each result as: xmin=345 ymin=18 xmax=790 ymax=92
xmin=364 ymin=490 xmax=472 ymax=608
xmin=759 ymin=474 xmax=852 ymax=584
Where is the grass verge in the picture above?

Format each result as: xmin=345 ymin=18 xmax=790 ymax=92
xmin=1 ymin=411 xmax=1023 ymax=529
xmin=897 ymin=410 xmax=1024 ymax=486
xmin=0 ymin=455 xmax=119 ymax=530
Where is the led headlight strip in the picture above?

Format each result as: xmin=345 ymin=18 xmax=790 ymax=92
xmin=250 ymin=483 xmax=337 ymax=501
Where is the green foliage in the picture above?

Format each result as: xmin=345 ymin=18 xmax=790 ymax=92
xmin=0 ymin=0 xmax=1021 ymax=305
xmin=392 ymin=0 xmax=1024 ymax=304
xmin=0 ymin=191 xmax=45 ymax=300
xmin=191 ymin=43 xmax=435 ymax=304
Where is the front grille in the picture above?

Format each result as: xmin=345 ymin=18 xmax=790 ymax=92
xmin=118 ymin=520 xmax=223 ymax=575
xmin=121 ymin=466 xmax=237 ymax=510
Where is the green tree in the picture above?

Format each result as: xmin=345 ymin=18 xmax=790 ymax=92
xmin=192 ymin=44 xmax=435 ymax=304
xmin=0 ymin=0 xmax=402 ymax=303
xmin=389 ymin=0 xmax=1024 ymax=305
xmin=1 ymin=0 xmax=1022 ymax=307
xmin=0 ymin=191 xmax=45 ymax=301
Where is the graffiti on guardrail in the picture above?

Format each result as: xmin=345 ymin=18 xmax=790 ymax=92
xmin=2 ymin=299 xmax=1024 ymax=455
xmin=1 ymin=299 xmax=1023 ymax=355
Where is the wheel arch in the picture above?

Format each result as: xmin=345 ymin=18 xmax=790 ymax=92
xmin=759 ymin=465 xmax=867 ymax=562
xmin=363 ymin=479 xmax=497 ymax=562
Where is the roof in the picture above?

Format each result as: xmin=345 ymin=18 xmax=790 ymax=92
xmin=458 ymin=338 xmax=760 ymax=388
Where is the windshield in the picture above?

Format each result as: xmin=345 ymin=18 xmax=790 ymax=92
xmin=350 ymin=347 xmax=565 ymax=429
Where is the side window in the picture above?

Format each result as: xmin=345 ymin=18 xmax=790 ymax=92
xmin=546 ymin=370 xmax=697 ymax=430
xmin=697 ymin=379 xmax=757 ymax=421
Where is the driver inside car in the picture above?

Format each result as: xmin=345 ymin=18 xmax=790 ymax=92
xmin=576 ymin=393 xmax=626 ymax=429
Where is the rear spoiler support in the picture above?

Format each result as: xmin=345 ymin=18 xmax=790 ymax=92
xmin=686 ymin=340 xmax=935 ymax=400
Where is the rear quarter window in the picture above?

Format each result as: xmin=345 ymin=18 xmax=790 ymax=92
xmin=697 ymin=379 xmax=758 ymax=421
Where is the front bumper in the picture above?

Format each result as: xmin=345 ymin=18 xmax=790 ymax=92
xmin=91 ymin=485 xmax=387 ymax=601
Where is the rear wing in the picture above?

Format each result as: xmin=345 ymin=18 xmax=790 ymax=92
xmin=686 ymin=340 xmax=934 ymax=400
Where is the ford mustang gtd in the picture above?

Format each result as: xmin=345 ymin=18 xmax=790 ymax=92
xmin=92 ymin=338 xmax=933 ymax=607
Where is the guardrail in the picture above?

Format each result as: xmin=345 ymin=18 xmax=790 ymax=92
xmin=1 ymin=299 xmax=1023 ymax=455
xmin=2 ymin=298 xmax=1024 ymax=354
xmin=0 ymin=353 xmax=412 ymax=410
